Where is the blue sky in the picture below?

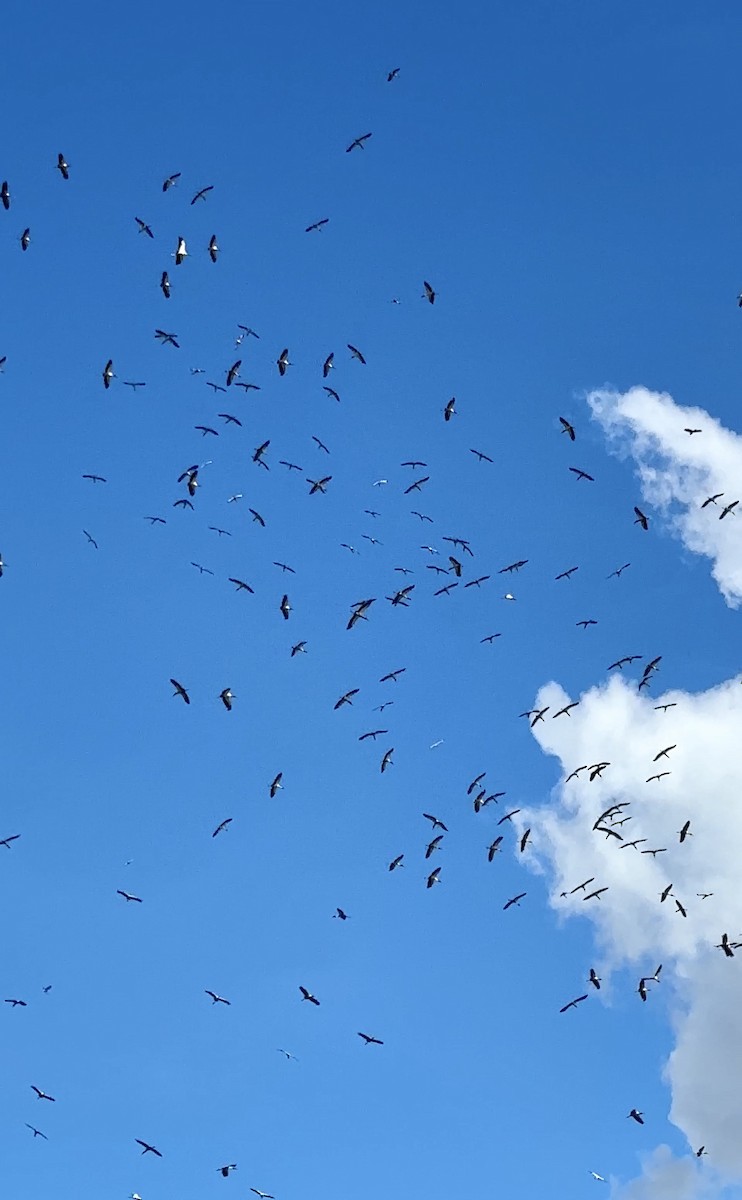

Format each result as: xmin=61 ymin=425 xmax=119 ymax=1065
xmin=3 ymin=2 xmax=742 ymax=1198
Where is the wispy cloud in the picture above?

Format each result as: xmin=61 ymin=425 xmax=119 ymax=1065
xmin=519 ymin=671 xmax=742 ymax=1192
xmin=587 ymin=387 xmax=742 ymax=606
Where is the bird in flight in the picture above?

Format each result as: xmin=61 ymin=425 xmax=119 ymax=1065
xmin=205 ymin=990 xmax=231 ymax=1006
xmin=136 ymin=1139 xmax=163 ymax=1156
xmin=299 ymin=986 xmax=320 ymax=1005
xmin=627 ymin=1110 xmax=644 ymax=1125
xmin=25 ymin=1124 xmax=48 ymax=1139
xmin=191 ymin=184 xmax=214 ymax=205
xmin=634 ymin=506 xmax=649 ymax=530
xmin=31 ymin=1087 xmax=56 ymax=1102
xmin=117 ymin=890 xmax=142 ymax=903
xmin=569 ymin=467 xmax=594 ymax=482
xmin=559 ymin=994 xmax=588 ymax=1013
xmin=56 ymin=152 xmax=70 ymax=180
xmin=170 ymin=678 xmax=190 ymax=704
xmin=212 ymin=818 xmax=233 ymax=838
xmin=346 ymin=133 xmax=373 ymax=152
xmin=306 ymin=217 xmax=329 ymax=232
xmin=423 ymin=280 xmax=436 ymax=304
xmin=503 ymin=893 xmax=526 ymax=910
xmin=358 ymin=1032 xmax=384 ymax=1045
xmin=559 ymin=417 xmax=576 ymax=440
xmin=270 ymin=773 xmax=283 ymax=798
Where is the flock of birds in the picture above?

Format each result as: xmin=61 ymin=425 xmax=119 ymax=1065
xmin=1 ymin=61 xmax=736 ymax=1200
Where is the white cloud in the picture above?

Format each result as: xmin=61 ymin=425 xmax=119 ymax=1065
xmin=519 ymin=673 xmax=742 ymax=1192
xmin=587 ymin=387 xmax=742 ymax=606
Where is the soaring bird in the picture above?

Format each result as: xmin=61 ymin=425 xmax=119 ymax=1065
xmin=174 ymin=236 xmax=187 ymax=264
xmin=503 ymin=892 xmax=526 ymax=910
xmin=0 ymin=834 xmax=20 ymax=848
xmin=487 ymin=836 xmax=504 ymax=862
xmin=381 ymin=748 xmax=394 ymax=773
xmin=135 ymin=1139 xmax=163 ymax=1156
xmin=226 ymin=359 xmax=241 ymax=387
xmin=5 ymin=997 xmax=27 ymax=1006
xmin=208 ymin=235 xmax=219 ymax=262
xmin=306 ymin=217 xmax=329 ymax=232
xmin=135 ymin=216 xmax=153 ymax=237
xmin=160 ymin=270 xmax=170 ymax=298
xmin=333 ymin=908 xmax=349 ymax=920
xmin=627 ymin=1110 xmax=644 ymax=1125
xmin=307 ymin=475 xmax=332 ymax=495
xmin=348 ymin=343 xmax=366 ymax=363
xmin=270 ymin=773 xmax=283 ymax=798
xmin=277 ymin=348 xmax=290 ymax=376
xmin=334 ymin=688 xmax=360 ymax=710
xmin=229 ymin=578 xmax=254 ymax=593
xmin=170 ymin=679 xmax=190 ymax=704
xmin=280 ymin=595 xmax=291 ymax=620
xmin=20 ymin=227 xmax=30 ymax=251
xmin=720 ymin=500 xmax=739 ymax=519
xmin=569 ymin=467 xmax=594 ymax=482
xmin=423 ymin=280 xmax=436 ymax=304
xmin=25 ymin=1124 xmax=47 ymax=1139
xmin=212 ymin=818 xmax=233 ymax=838
xmin=634 ymin=506 xmax=649 ymax=530
xmin=426 ymin=867 xmax=442 ymax=888
xmin=191 ymin=185 xmax=214 ymax=204
xmin=425 ymin=835 xmax=444 ymax=859
xmin=346 ymin=133 xmax=373 ymax=152
xmin=162 ymin=172 xmax=181 ymax=191
xmin=205 ymin=990 xmax=231 ymax=1005
xmin=559 ymin=417 xmax=576 ymax=440
xmin=218 ymin=1165 xmax=238 ymax=1177
xmin=588 ymin=969 xmax=601 ymax=989
xmin=1 ymin=180 xmax=9 ymax=210
xmin=559 ymin=994 xmax=588 ymax=1013
xmin=250 ymin=1191 xmax=275 ymax=1199
xmin=31 ymin=1087 xmax=56 ymax=1101
xmin=219 ymin=688 xmax=235 ymax=711
xmin=56 ymin=153 xmax=69 ymax=180
xmin=358 ymin=1032 xmax=384 ymax=1045
xmin=679 ymin=820 xmax=692 ymax=843
xmin=299 ymin=986 xmax=320 ymax=1005
xmin=102 ymin=359 xmax=115 ymax=388
xmin=117 ymin=890 xmax=142 ymax=903
xmin=444 ymin=397 xmax=456 ymax=421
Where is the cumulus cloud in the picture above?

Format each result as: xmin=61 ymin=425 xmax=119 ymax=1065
xmin=519 ymin=672 xmax=742 ymax=1191
xmin=587 ymin=387 xmax=742 ymax=606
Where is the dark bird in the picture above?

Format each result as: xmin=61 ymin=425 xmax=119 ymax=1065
xmin=155 ymin=329 xmax=179 ymax=348
xmin=570 ymin=878 xmax=595 ymax=894
xmin=83 ymin=530 xmax=98 ymax=549
xmin=218 ymin=1165 xmax=238 ymax=1177
xmin=205 ymin=990 xmax=231 ymax=1005
xmin=346 ymin=133 xmax=373 ymax=152
xmin=675 ymin=900 xmax=687 ymax=918
xmin=588 ymin=969 xmax=601 ymax=989
xmin=208 ymin=234 xmax=219 ymax=262
xmin=577 ymin=619 xmax=597 ymax=629
xmin=559 ymin=417 xmax=576 ymax=440
xmin=20 ymin=227 xmax=30 ymax=251
xmin=174 ymin=235 xmax=187 ymax=264
xmin=306 ymin=218 xmax=329 ymax=232
xmin=191 ymin=185 xmax=214 ymax=204
xmin=638 ymin=977 xmax=648 ymax=1001
xmin=212 ymin=818 xmax=232 ymax=837
xmin=102 ymin=359 xmax=115 ymax=388
xmin=312 ymin=435 xmax=330 ymax=453
xmin=627 ymin=1110 xmax=644 ymax=1125
xmin=718 ymin=933 xmax=735 ymax=958
xmin=569 ymin=467 xmax=594 ymax=482
xmin=226 ymin=359 xmax=241 ymax=387
xmin=387 ymin=67 xmax=400 ymax=80
xmin=425 ymin=835 xmax=444 ymax=859
xmin=424 ymin=813 xmax=448 ymax=832
xmin=553 ymin=702 xmax=579 ymax=718
xmin=470 ymin=448 xmax=493 ymax=463
xmin=487 ymin=836 xmax=504 ymax=862
xmin=380 ymin=668 xmax=406 ymax=683
xmin=426 ymin=867 xmax=442 ymax=888
xmin=334 ymin=688 xmax=360 ymax=710
xmin=291 ymin=642 xmax=307 ymax=657
xmin=218 ymin=413 xmax=242 ymax=426
xmin=229 ymin=578 xmax=254 ymax=593
xmin=684 ymin=428 xmax=702 ymax=435
xmin=388 ymin=854 xmax=404 ymax=871
xmin=634 ymin=506 xmax=649 ymax=530
xmin=322 ymin=352 xmax=334 ymax=378
xmin=499 ymin=560 xmax=528 ymax=574
xmin=136 ymin=1139 xmax=162 ymax=1156
xmin=299 ymin=986 xmax=320 ymax=1005
xmin=135 ymin=216 xmax=153 ymax=237
xmin=503 ymin=892 xmax=526 ymax=910
xmin=25 ymin=1125 xmax=47 ymax=1139
xmin=679 ymin=821 xmax=692 ymax=843
xmin=31 ymin=1087 xmax=55 ymax=1102
xmin=56 ymin=153 xmax=69 ymax=180
xmin=720 ymin=500 xmax=739 ymax=519
xmin=701 ymin=493 xmax=724 ymax=508
xmin=324 ymin=386 xmax=340 ymax=402
xmin=170 ymin=679 xmax=190 ymax=704
xmin=5 ymin=997 xmax=27 ymax=1006
xmin=308 ymin=475 xmax=332 ymax=495
xmin=381 ymin=748 xmax=394 ymax=773
xmin=117 ymin=890 xmax=142 ymax=903
xmin=270 ymin=773 xmax=283 ymax=798
xmin=0 ymin=834 xmax=20 ymax=848
xmin=162 ymin=172 xmax=181 ymax=191
xmin=444 ymin=397 xmax=456 ymax=421
xmin=250 ymin=1191 xmax=274 ymax=1199
xmin=358 ymin=1032 xmax=384 ymax=1045
xmin=583 ymin=887 xmax=609 ymax=901
xmin=608 ymin=562 xmax=631 ymax=579
xmin=160 ymin=270 xmax=170 ymax=298
xmin=82 ymin=474 xmax=106 ymax=484
xmin=481 ymin=633 xmax=501 ymax=643
xmin=195 ymin=425 xmax=218 ymax=437
xmin=333 ymin=908 xmax=349 ymax=920
xmin=556 ymin=566 xmax=579 ymax=580
xmin=498 ymin=810 xmax=521 ymax=825
xmin=423 ymin=280 xmax=436 ymax=304
xmin=253 ymin=440 xmax=270 ymax=468
xmin=219 ymin=688 xmax=235 ymax=711
xmin=207 ymin=381 xmax=226 ymax=393
xmin=520 ymin=828 xmax=531 ymax=853
xmin=274 ymin=561 xmax=296 ymax=573
xmin=280 ymin=595 xmax=291 ymax=621
xmin=348 ymin=343 xmax=366 ymax=364
xmin=1 ymin=180 xmax=9 ymax=210
xmin=559 ymin=995 xmax=588 ymax=1013
xmin=654 ymin=745 xmax=676 ymax=761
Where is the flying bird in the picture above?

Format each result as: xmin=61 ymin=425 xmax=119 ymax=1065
xmin=559 ymin=994 xmax=588 ymax=1013
xmin=299 ymin=986 xmax=320 ymax=1005
xmin=135 ymin=1139 xmax=163 ymax=1156
xmin=358 ymin=1032 xmax=384 ymax=1045
xmin=559 ymin=417 xmax=576 ymax=440
xmin=162 ymin=172 xmax=181 ymax=191
xmin=212 ymin=818 xmax=233 ymax=838
xmin=634 ymin=506 xmax=649 ymax=530
xmin=56 ymin=153 xmax=69 ymax=180
xmin=170 ymin=679 xmax=190 ymax=704
xmin=423 ymin=280 xmax=436 ymax=304
xmin=346 ymin=133 xmax=373 ymax=152
xmin=117 ymin=890 xmax=142 ymax=903
xmin=306 ymin=217 xmax=329 ymax=232
xmin=191 ymin=185 xmax=214 ymax=204
xmin=205 ymin=990 xmax=231 ymax=1005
